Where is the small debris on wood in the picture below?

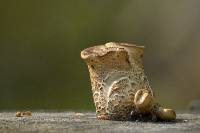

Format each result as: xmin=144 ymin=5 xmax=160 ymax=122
xmin=75 ymin=113 xmax=84 ymax=116
xmin=15 ymin=111 xmax=32 ymax=117
xmin=15 ymin=112 xmax=22 ymax=117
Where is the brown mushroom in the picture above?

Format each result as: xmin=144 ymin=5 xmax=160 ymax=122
xmin=155 ymin=107 xmax=176 ymax=121
xmin=134 ymin=89 xmax=155 ymax=113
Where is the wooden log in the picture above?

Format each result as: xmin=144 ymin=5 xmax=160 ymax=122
xmin=0 ymin=111 xmax=199 ymax=133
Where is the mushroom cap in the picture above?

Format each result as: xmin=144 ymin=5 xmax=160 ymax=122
xmin=81 ymin=42 xmax=144 ymax=60
xmin=134 ymin=89 xmax=154 ymax=113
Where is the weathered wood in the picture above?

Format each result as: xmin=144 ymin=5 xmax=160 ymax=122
xmin=0 ymin=112 xmax=200 ymax=133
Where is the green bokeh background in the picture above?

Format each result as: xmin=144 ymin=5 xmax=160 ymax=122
xmin=0 ymin=0 xmax=200 ymax=110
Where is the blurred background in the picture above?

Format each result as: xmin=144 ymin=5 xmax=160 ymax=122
xmin=0 ymin=0 xmax=200 ymax=111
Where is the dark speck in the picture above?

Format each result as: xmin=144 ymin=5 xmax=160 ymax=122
xmin=91 ymin=65 xmax=95 ymax=69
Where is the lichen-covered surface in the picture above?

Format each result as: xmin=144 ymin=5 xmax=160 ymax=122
xmin=0 ymin=111 xmax=200 ymax=133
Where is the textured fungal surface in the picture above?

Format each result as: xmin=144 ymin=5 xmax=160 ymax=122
xmin=81 ymin=42 xmax=153 ymax=120
xmin=81 ymin=42 xmax=177 ymax=121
